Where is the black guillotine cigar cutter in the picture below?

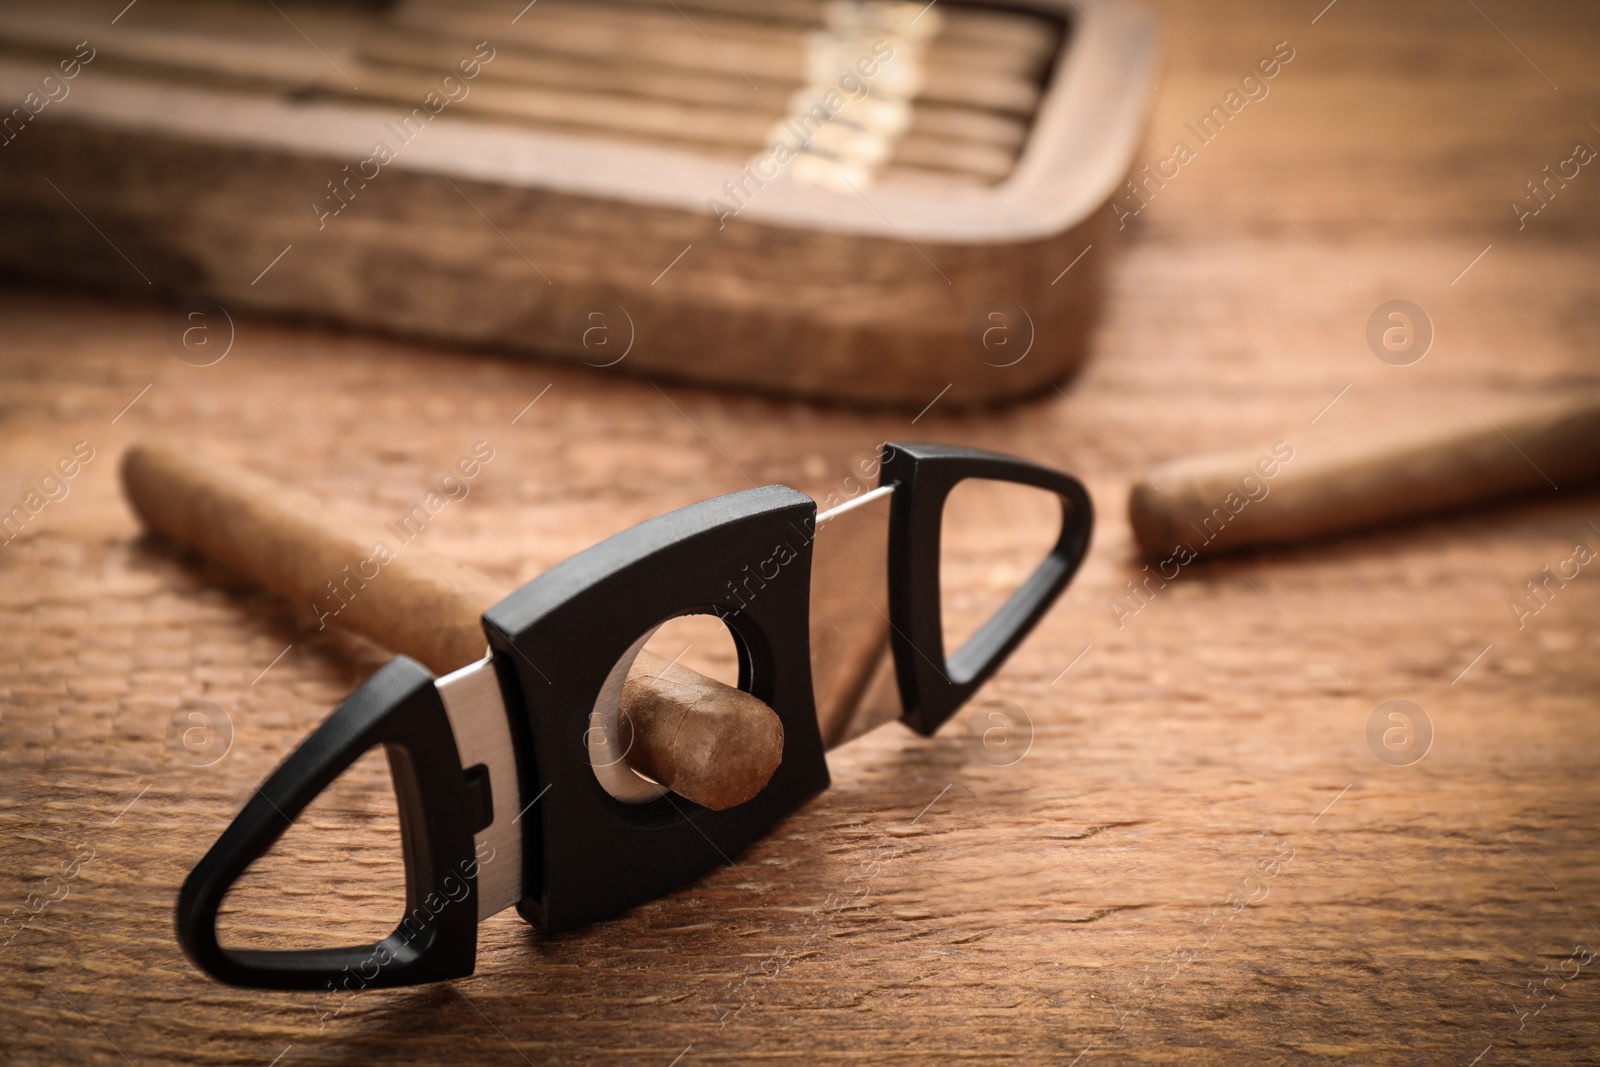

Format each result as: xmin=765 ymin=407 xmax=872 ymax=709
xmin=177 ymin=443 xmax=1092 ymax=988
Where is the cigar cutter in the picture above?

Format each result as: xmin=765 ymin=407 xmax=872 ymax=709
xmin=177 ymin=443 xmax=1092 ymax=988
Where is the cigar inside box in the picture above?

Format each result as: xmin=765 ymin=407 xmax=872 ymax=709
xmin=0 ymin=0 xmax=1158 ymax=406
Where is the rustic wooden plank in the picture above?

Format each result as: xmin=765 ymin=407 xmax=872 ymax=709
xmin=1 ymin=0 xmax=1598 ymax=1063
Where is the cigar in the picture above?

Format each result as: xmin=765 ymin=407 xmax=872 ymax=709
xmin=0 ymin=3 xmax=1044 ymax=184
xmin=604 ymin=0 xmax=1063 ymax=65
xmin=344 ymin=68 xmax=1019 ymax=181
xmin=392 ymin=0 xmax=1059 ymax=92
xmin=359 ymin=29 xmax=1033 ymax=149
xmin=351 ymin=28 xmax=1032 ymax=181
xmin=1129 ymin=394 xmax=1600 ymax=559
xmin=120 ymin=442 xmax=783 ymax=811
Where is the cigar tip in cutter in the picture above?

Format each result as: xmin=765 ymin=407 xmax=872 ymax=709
xmin=176 ymin=444 xmax=1093 ymax=989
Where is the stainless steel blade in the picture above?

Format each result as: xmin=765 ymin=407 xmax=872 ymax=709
xmin=808 ymin=486 xmax=904 ymax=748
xmin=435 ymin=655 xmax=524 ymax=919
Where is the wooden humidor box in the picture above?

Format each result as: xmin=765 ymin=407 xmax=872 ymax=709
xmin=0 ymin=0 xmax=1157 ymax=407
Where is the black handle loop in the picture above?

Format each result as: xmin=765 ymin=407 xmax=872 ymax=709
xmin=176 ymin=656 xmax=481 ymax=990
xmin=880 ymin=443 xmax=1094 ymax=735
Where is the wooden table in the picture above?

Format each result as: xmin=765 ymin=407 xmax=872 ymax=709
xmin=3 ymin=0 xmax=1598 ymax=1062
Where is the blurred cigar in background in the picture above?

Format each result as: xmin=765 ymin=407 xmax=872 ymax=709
xmin=1129 ymin=393 xmax=1600 ymax=560
xmin=385 ymin=0 xmax=1055 ymax=111
xmin=0 ymin=0 xmax=1061 ymax=187
xmin=372 ymin=0 xmax=1056 ymax=184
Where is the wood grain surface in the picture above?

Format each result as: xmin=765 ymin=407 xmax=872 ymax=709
xmin=3 ymin=0 xmax=1599 ymax=1064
